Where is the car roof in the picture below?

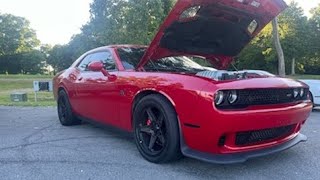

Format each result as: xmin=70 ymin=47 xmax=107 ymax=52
xmin=107 ymin=44 xmax=148 ymax=49
xmin=84 ymin=44 xmax=147 ymax=55
xmin=94 ymin=44 xmax=147 ymax=50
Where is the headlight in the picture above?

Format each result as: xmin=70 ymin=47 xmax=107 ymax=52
xmin=228 ymin=90 xmax=238 ymax=104
xmin=214 ymin=91 xmax=224 ymax=105
xmin=293 ymin=88 xmax=299 ymax=98
xmin=299 ymin=88 xmax=304 ymax=97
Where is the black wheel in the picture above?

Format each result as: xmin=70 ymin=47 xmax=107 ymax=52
xmin=57 ymin=90 xmax=81 ymax=126
xmin=133 ymin=94 xmax=182 ymax=163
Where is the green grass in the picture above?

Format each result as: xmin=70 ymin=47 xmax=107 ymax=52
xmin=0 ymin=74 xmax=53 ymax=79
xmin=0 ymin=74 xmax=56 ymax=107
xmin=287 ymin=74 xmax=320 ymax=80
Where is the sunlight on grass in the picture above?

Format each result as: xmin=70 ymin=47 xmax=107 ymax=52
xmin=288 ymin=74 xmax=320 ymax=80
xmin=0 ymin=75 xmax=55 ymax=107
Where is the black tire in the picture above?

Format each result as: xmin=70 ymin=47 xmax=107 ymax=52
xmin=133 ymin=94 xmax=182 ymax=163
xmin=57 ymin=90 xmax=81 ymax=126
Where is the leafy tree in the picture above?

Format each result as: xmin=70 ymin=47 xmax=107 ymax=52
xmin=305 ymin=4 xmax=320 ymax=74
xmin=46 ymin=0 xmax=176 ymax=71
xmin=0 ymin=13 xmax=42 ymax=74
xmin=85 ymin=0 xmax=171 ymax=45
xmin=47 ymin=45 xmax=73 ymax=72
xmin=0 ymin=50 xmax=46 ymax=74
xmin=278 ymin=2 xmax=309 ymax=74
xmin=0 ymin=14 xmax=39 ymax=55
xmin=19 ymin=50 xmax=46 ymax=74
xmin=162 ymin=0 xmax=175 ymax=15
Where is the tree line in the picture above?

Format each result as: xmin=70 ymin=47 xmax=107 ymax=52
xmin=0 ymin=14 xmax=51 ymax=74
xmin=1 ymin=0 xmax=320 ymax=75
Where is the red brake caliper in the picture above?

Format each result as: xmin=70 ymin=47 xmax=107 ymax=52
xmin=146 ymin=119 xmax=152 ymax=126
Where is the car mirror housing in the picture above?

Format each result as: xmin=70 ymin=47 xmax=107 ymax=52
xmin=88 ymin=61 xmax=104 ymax=72
xmin=88 ymin=61 xmax=117 ymax=81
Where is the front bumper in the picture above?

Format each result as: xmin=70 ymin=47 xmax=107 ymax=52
xmin=181 ymin=133 xmax=307 ymax=164
xmin=177 ymin=99 xmax=313 ymax=165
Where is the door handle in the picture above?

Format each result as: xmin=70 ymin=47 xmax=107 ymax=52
xmin=78 ymin=77 xmax=83 ymax=81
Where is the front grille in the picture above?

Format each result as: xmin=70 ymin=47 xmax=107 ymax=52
xmin=238 ymin=89 xmax=299 ymax=105
xmin=217 ymin=88 xmax=308 ymax=109
xmin=235 ymin=125 xmax=295 ymax=146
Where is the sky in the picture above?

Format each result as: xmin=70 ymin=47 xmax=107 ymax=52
xmin=0 ymin=0 xmax=92 ymax=45
xmin=0 ymin=0 xmax=319 ymax=46
xmin=286 ymin=0 xmax=320 ymax=16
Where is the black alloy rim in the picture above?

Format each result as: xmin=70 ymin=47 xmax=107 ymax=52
xmin=136 ymin=106 xmax=167 ymax=156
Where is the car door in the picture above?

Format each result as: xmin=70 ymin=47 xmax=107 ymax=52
xmin=69 ymin=54 xmax=92 ymax=114
xmin=75 ymin=50 xmax=120 ymax=126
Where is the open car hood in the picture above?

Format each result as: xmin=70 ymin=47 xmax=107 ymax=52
xmin=137 ymin=0 xmax=287 ymax=69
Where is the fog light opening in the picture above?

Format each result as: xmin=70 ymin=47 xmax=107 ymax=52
xmin=218 ymin=135 xmax=226 ymax=146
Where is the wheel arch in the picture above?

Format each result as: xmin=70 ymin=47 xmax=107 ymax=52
xmin=132 ymin=89 xmax=176 ymax=112
xmin=55 ymin=83 xmax=71 ymax=101
xmin=56 ymin=84 xmax=67 ymax=98
xmin=131 ymin=89 xmax=178 ymax=127
xmin=131 ymin=89 xmax=184 ymax=162
xmin=58 ymin=86 xmax=66 ymax=93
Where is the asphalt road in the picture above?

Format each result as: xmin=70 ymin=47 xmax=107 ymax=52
xmin=0 ymin=106 xmax=319 ymax=180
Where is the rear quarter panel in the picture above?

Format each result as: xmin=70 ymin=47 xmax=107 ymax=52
xmin=53 ymin=70 xmax=65 ymax=100
xmin=53 ymin=68 xmax=78 ymax=106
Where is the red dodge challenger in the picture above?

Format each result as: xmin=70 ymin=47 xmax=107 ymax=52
xmin=53 ymin=0 xmax=313 ymax=164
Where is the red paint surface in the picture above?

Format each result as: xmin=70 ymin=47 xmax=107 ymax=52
xmin=53 ymin=49 xmax=312 ymax=154
xmin=53 ymin=0 xmax=312 ymax=157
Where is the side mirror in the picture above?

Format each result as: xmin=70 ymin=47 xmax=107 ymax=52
xmin=88 ymin=61 xmax=104 ymax=72
xmin=87 ymin=61 xmax=117 ymax=81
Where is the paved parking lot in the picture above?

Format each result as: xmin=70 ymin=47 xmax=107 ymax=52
xmin=0 ymin=106 xmax=319 ymax=180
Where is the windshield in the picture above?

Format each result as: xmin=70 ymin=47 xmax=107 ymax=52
xmin=117 ymin=47 xmax=216 ymax=73
xmin=145 ymin=56 xmax=213 ymax=73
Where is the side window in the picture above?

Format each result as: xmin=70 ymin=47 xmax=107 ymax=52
xmin=77 ymin=51 xmax=116 ymax=71
xmin=90 ymin=51 xmax=117 ymax=71
xmin=77 ymin=54 xmax=93 ymax=71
